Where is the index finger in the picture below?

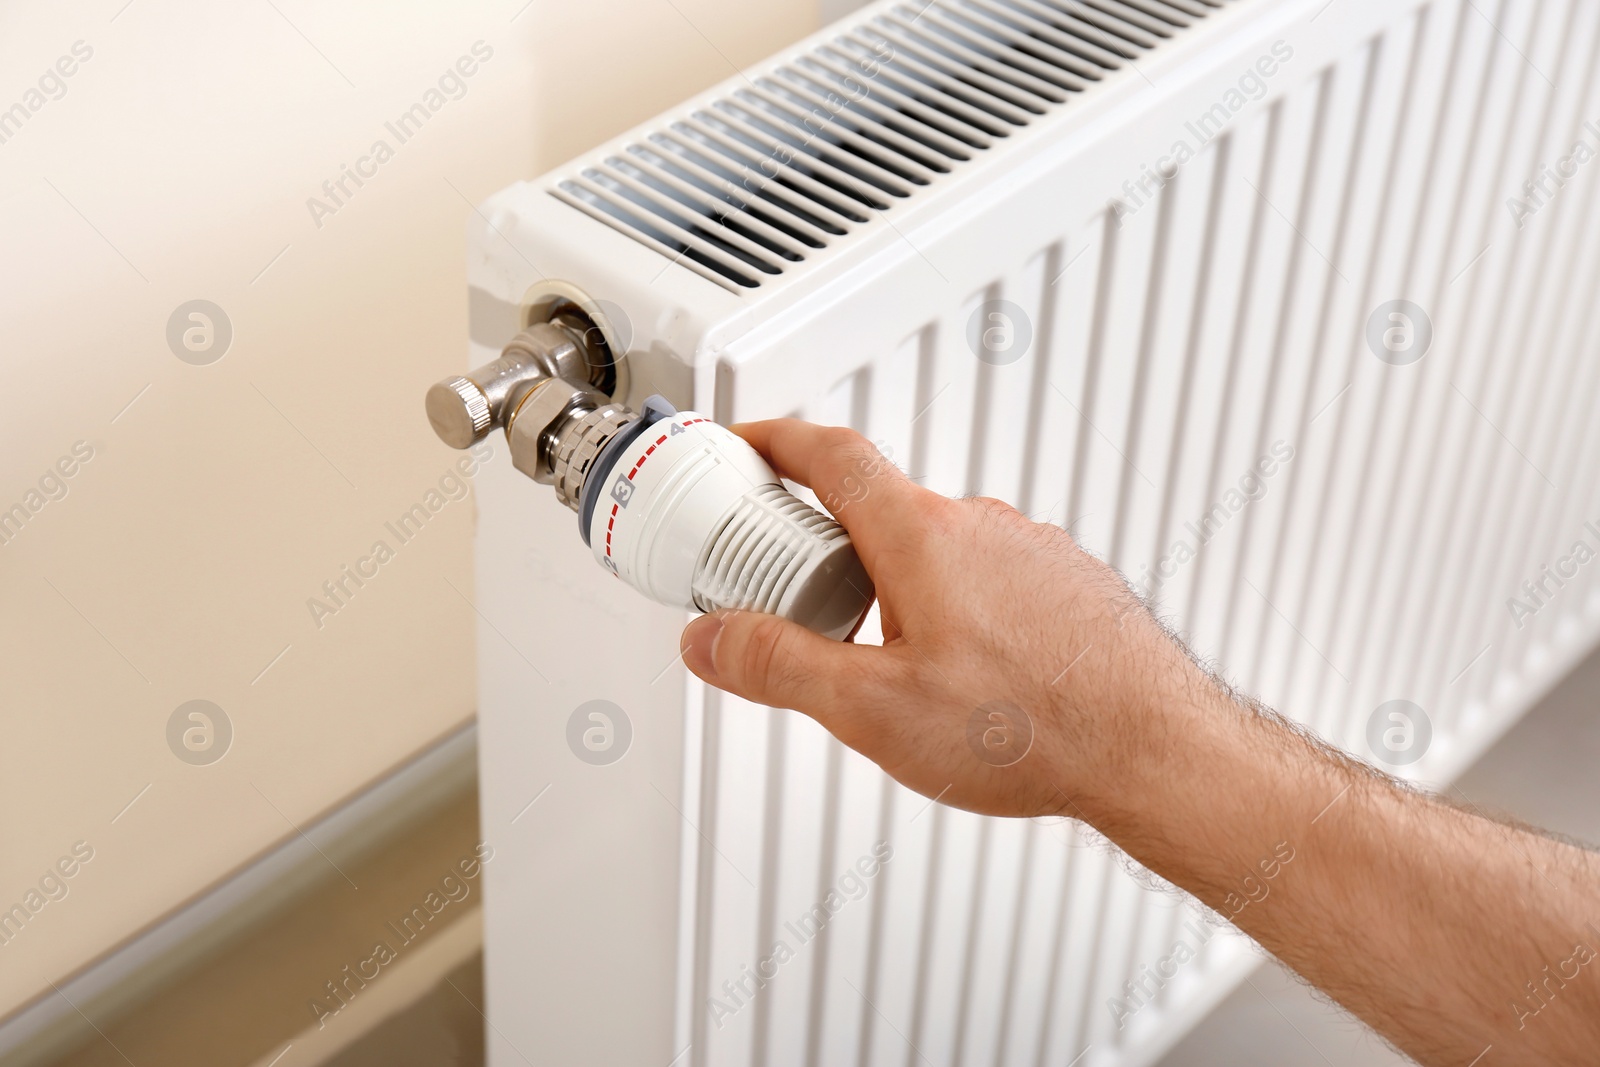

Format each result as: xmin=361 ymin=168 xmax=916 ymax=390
xmin=729 ymin=419 xmax=934 ymax=572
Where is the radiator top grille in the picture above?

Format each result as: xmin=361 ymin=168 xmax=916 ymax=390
xmin=551 ymin=0 xmax=1226 ymax=291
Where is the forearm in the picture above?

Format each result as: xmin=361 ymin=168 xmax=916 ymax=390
xmin=1077 ymin=678 xmax=1600 ymax=1065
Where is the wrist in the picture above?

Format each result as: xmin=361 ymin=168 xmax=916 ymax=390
xmin=1056 ymin=654 xmax=1351 ymax=899
xmin=1060 ymin=659 xmax=1232 ymax=836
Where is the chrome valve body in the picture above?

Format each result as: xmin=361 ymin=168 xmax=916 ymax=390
xmin=425 ymin=305 xmax=624 ymax=501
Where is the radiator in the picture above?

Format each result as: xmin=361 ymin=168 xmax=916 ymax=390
xmin=467 ymin=0 xmax=1600 ymax=1063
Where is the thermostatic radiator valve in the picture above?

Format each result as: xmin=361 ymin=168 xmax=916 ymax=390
xmin=425 ymin=306 xmax=873 ymax=641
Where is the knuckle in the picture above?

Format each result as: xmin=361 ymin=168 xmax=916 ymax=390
xmin=835 ymin=429 xmax=883 ymax=467
xmin=890 ymin=502 xmax=948 ymax=558
xmin=818 ymin=428 xmax=869 ymax=475
xmin=967 ymin=494 xmax=1020 ymax=518
xmin=739 ymin=615 xmax=814 ymax=701
xmin=817 ymin=428 xmax=888 ymax=508
xmin=823 ymin=425 xmax=868 ymax=453
xmin=914 ymin=489 xmax=964 ymax=528
xmin=907 ymin=490 xmax=955 ymax=531
xmin=738 ymin=615 xmax=785 ymax=683
xmin=956 ymin=494 xmax=1032 ymax=538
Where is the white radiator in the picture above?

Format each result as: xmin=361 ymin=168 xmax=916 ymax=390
xmin=467 ymin=0 xmax=1600 ymax=1063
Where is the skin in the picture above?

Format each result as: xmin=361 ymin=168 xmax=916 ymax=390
xmin=679 ymin=419 xmax=1600 ymax=1067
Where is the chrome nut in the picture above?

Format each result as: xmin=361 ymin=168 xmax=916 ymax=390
xmin=507 ymin=377 xmax=605 ymax=484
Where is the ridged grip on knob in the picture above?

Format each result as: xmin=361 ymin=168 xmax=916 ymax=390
xmin=426 ymin=376 xmax=492 ymax=448
xmin=692 ymin=484 xmax=872 ymax=641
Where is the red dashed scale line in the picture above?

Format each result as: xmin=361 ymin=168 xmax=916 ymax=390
xmin=604 ymin=418 xmax=712 ymax=570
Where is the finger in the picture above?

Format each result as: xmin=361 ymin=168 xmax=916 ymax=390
xmin=681 ymin=609 xmax=882 ymax=716
xmin=729 ymin=419 xmax=934 ymax=572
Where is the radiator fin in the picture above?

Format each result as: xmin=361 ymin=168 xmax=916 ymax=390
xmin=550 ymin=0 xmax=1228 ymax=291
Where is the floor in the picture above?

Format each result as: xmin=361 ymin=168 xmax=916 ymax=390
xmin=1154 ymin=646 xmax=1600 ymax=1066
xmin=323 ymin=957 xmax=485 ymax=1067
xmin=38 ymin=788 xmax=484 ymax=1067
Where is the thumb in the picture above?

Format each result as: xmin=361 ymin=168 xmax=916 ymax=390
xmin=680 ymin=610 xmax=866 ymax=714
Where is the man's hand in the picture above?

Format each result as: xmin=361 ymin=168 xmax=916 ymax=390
xmin=679 ymin=420 xmax=1600 ymax=1067
xmin=678 ymin=419 xmax=1201 ymax=821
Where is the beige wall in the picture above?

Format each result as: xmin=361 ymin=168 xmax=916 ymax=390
xmin=0 ymin=0 xmax=816 ymax=1022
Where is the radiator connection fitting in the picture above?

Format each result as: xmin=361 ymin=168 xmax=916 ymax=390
xmin=425 ymin=306 xmax=873 ymax=641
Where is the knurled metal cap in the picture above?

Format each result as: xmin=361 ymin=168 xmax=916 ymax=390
xmin=426 ymin=375 xmax=493 ymax=449
xmin=550 ymin=404 xmax=637 ymax=511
